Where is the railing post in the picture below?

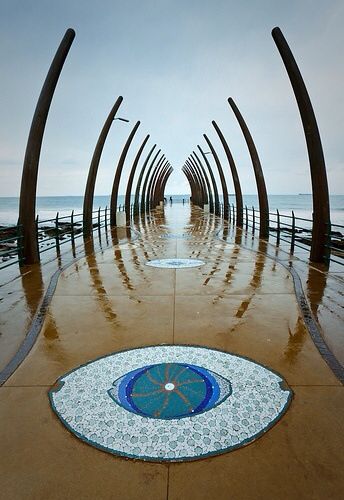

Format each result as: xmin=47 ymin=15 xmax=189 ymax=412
xmin=232 ymin=203 xmax=235 ymax=226
xmin=35 ymin=215 xmax=40 ymax=261
xmin=97 ymin=206 xmax=102 ymax=240
xmin=276 ymin=209 xmax=280 ymax=246
xmin=104 ymin=206 xmax=108 ymax=230
xmin=245 ymin=205 xmax=248 ymax=231
xmin=325 ymin=221 xmax=331 ymax=265
xmin=55 ymin=212 xmax=60 ymax=253
xmin=17 ymin=219 xmax=24 ymax=266
xmin=290 ymin=210 xmax=295 ymax=255
xmin=252 ymin=206 xmax=255 ymax=234
xmin=70 ymin=210 xmax=75 ymax=244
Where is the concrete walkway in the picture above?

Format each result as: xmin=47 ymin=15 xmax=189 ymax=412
xmin=1 ymin=204 xmax=343 ymax=499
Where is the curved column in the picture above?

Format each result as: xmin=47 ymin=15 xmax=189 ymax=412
xmin=110 ymin=121 xmax=140 ymax=226
xmin=182 ymin=167 xmax=196 ymax=203
xmin=272 ymin=27 xmax=330 ymax=263
xmin=184 ymin=164 xmax=201 ymax=206
xmin=83 ymin=96 xmax=123 ymax=237
xmin=182 ymin=167 xmax=194 ymax=202
xmin=203 ymin=134 xmax=229 ymax=219
xmin=191 ymin=152 xmax=214 ymax=213
xmin=188 ymin=156 xmax=209 ymax=206
xmin=152 ymin=161 xmax=169 ymax=208
xmin=141 ymin=153 xmax=164 ymax=212
xmin=146 ymin=158 xmax=166 ymax=211
xmin=186 ymin=159 xmax=206 ymax=207
xmin=18 ymin=28 xmax=75 ymax=264
xmin=228 ymin=98 xmax=269 ymax=238
xmin=134 ymin=146 xmax=158 ymax=214
xmin=183 ymin=165 xmax=197 ymax=204
xmin=160 ymin=168 xmax=173 ymax=200
xmin=153 ymin=163 xmax=170 ymax=207
xmin=124 ymin=134 xmax=150 ymax=223
xmin=212 ymin=120 xmax=243 ymax=227
xmin=153 ymin=163 xmax=169 ymax=207
xmin=197 ymin=146 xmax=220 ymax=215
xmin=150 ymin=162 xmax=167 ymax=208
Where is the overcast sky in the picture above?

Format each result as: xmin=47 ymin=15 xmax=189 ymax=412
xmin=0 ymin=0 xmax=343 ymax=197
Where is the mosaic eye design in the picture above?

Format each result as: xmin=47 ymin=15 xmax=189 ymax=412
xmin=146 ymin=258 xmax=205 ymax=268
xmin=160 ymin=233 xmax=193 ymax=239
xmin=49 ymin=345 xmax=292 ymax=462
xmin=108 ymin=363 xmax=232 ymax=419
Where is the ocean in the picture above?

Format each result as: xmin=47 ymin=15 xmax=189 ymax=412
xmin=0 ymin=195 xmax=343 ymax=228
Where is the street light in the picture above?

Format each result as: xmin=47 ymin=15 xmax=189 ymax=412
xmin=114 ymin=117 xmax=130 ymax=122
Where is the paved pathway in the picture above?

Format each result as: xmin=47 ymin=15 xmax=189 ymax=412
xmin=0 ymin=204 xmax=343 ymax=499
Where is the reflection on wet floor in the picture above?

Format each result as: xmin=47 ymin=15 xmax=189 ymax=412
xmin=1 ymin=202 xmax=343 ymax=374
xmin=1 ymin=203 xmax=344 ymax=499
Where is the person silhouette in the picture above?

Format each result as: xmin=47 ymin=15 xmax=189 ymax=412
xmin=169 ymin=196 xmax=172 ymax=204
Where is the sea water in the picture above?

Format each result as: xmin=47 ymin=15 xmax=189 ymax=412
xmin=0 ymin=194 xmax=343 ymax=228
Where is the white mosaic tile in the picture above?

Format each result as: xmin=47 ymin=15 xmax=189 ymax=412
xmin=145 ymin=258 xmax=205 ymax=269
xmin=49 ymin=345 xmax=292 ymax=462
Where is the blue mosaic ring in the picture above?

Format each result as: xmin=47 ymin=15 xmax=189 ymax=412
xmin=146 ymin=258 xmax=205 ymax=269
xmin=49 ymin=345 xmax=292 ymax=462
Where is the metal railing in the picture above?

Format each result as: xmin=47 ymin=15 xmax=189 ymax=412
xmin=216 ymin=201 xmax=343 ymax=266
xmin=0 ymin=205 xmax=133 ymax=270
xmin=1 ymin=200 xmax=343 ymax=269
xmin=0 ymin=224 xmax=24 ymax=270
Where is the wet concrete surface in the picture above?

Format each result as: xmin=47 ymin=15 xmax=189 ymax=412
xmin=0 ymin=204 xmax=343 ymax=499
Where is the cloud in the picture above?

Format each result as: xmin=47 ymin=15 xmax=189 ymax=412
xmin=0 ymin=0 xmax=343 ymax=196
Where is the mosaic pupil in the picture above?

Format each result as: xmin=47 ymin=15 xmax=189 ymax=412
xmin=108 ymin=362 xmax=231 ymax=419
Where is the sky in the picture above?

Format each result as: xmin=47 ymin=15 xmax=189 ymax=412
xmin=0 ymin=0 xmax=343 ymax=197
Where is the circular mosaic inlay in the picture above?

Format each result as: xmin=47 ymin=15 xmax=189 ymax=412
xmin=146 ymin=258 xmax=205 ymax=269
xmin=49 ymin=345 xmax=292 ymax=462
xmin=160 ymin=233 xmax=193 ymax=240
xmin=213 ymin=243 xmax=234 ymax=249
xmin=114 ymin=243 xmax=137 ymax=250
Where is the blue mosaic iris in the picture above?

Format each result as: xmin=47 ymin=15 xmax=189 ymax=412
xmin=108 ymin=363 xmax=232 ymax=419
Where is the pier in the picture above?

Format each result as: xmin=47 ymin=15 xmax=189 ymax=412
xmin=0 ymin=19 xmax=343 ymax=500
